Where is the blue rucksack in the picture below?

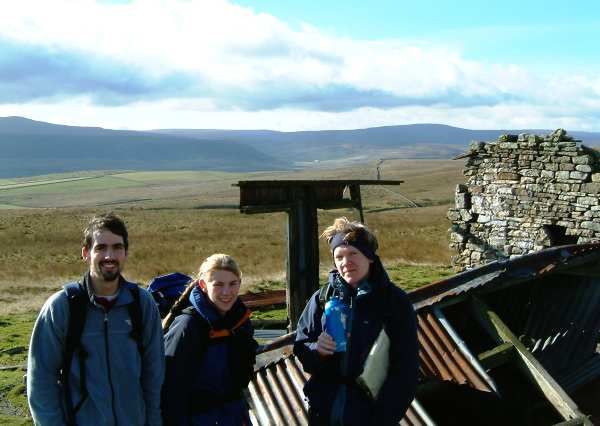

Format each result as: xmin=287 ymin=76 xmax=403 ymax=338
xmin=147 ymin=272 xmax=193 ymax=318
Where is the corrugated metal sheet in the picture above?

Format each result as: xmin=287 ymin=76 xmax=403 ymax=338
xmin=247 ymin=352 xmax=436 ymax=426
xmin=417 ymin=308 xmax=495 ymax=393
xmin=485 ymin=272 xmax=600 ymax=391
xmin=409 ymin=243 xmax=600 ymax=310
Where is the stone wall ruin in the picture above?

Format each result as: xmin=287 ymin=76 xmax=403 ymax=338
xmin=448 ymin=129 xmax=600 ymax=269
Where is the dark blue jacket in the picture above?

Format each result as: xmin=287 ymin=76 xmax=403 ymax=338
xmin=162 ymin=286 xmax=257 ymax=426
xmin=293 ymin=258 xmax=418 ymax=425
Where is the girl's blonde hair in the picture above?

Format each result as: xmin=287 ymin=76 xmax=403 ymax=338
xmin=197 ymin=253 xmax=242 ymax=281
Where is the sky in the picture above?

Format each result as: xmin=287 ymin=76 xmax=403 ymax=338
xmin=0 ymin=0 xmax=599 ymax=131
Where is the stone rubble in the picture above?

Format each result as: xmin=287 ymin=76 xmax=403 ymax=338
xmin=448 ymin=129 xmax=600 ymax=270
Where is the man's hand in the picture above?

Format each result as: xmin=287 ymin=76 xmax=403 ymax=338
xmin=316 ymin=331 xmax=336 ymax=357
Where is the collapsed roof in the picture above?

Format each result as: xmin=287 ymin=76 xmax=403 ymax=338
xmin=247 ymin=243 xmax=600 ymax=425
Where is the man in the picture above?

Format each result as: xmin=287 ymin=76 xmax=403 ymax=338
xmin=27 ymin=213 xmax=164 ymax=425
xmin=294 ymin=217 xmax=418 ymax=425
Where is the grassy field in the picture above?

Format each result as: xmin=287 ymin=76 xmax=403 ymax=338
xmin=0 ymin=159 xmax=465 ymax=422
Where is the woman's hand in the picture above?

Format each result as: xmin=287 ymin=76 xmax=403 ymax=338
xmin=316 ymin=331 xmax=336 ymax=357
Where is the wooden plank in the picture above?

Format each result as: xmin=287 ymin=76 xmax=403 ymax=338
xmin=236 ymin=179 xmax=402 ymax=187
xmin=240 ymin=204 xmax=292 ymax=214
xmin=477 ymin=342 xmax=515 ymax=370
xmin=470 ymin=297 xmax=585 ymax=421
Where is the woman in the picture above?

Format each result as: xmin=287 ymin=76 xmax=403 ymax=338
xmin=294 ymin=217 xmax=419 ymax=425
xmin=162 ymin=254 xmax=257 ymax=426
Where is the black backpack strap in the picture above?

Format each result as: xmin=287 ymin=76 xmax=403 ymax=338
xmin=318 ymin=281 xmax=335 ymax=311
xmin=62 ymin=282 xmax=89 ymax=426
xmin=126 ymin=283 xmax=145 ymax=357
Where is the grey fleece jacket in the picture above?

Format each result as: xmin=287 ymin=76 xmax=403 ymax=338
xmin=27 ymin=275 xmax=165 ymax=426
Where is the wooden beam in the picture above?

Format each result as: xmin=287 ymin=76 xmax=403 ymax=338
xmin=477 ymin=342 xmax=515 ymax=370
xmin=470 ymin=296 xmax=586 ymax=422
xmin=552 ymin=417 xmax=593 ymax=426
xmin=240 ymin=204 xmax=292 ymax=214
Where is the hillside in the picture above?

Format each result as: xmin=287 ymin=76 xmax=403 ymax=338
xmin=2 ymin=116 xmax=600 ymax=178
xmin=154 ymin=124 xmax=600 ymax=163
xmin=0 ymin=117 xmax=286 ymax=178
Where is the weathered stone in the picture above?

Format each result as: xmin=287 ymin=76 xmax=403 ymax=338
xmin=576 ymin=165 xmax=592 ymax=173
xmin=577 ymin=196 xmax=598 ymax=206
xmin=447 ymin=209 xmax=461 ymax=221
xmin=460 ymin=209 xmax=473 ymax=221
xmin=559 ymin=163 xmax=575 ymax=171
xmin=520 ymin=169 xmax=540 ymax=177
xmin=448 ymin=129 xmax=600 ymax=270
xmin=570 ymin=171 xmax=589 ymax=181
xmin=583 ymin=183 xmax=600 ymax=194
xmin=572 ymin=156 xmax=590 ymax=165
xmin=581 ymin=221 xmax=600 ymax=232
xmin=499 ymin=142 xmax=519 ymax=149
xmin=477 ymin=215 xmax=490 ymax=223
xmin=497 ymin=172 xmax=520 ymax=181
xmin=469 ymin=141 xmax=486 ymax=152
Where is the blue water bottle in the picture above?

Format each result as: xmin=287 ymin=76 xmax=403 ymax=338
xmin=324 ymin=297 xmax=349 ymax=352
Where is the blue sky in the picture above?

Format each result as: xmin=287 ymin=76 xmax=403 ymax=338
xmin=1 ymin=0 xmax=599 ymax=131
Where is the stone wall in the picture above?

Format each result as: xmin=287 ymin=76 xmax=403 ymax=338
xmin=448 ymin=129 xmax=600 ymax=269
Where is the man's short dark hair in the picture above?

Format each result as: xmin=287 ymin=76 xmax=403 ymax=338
xmin=82 ymin=213 xmax=129 ymax=250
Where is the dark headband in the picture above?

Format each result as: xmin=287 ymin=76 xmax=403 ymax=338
xmin=329 ymin=232 xmax=376 ymax=261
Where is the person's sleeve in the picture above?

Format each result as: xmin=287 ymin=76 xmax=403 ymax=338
xmin=27 ymin=292 xmax=69 ymax=426
xmin=161 ymin=315 xmax=197 ymax=426
xmin=293 ymin=290 xmax=335 ymax=375
xmin=140 ymin=290 xmax=165 ymax=426
xmin=373 ymin=289 xmax=419 ymax=425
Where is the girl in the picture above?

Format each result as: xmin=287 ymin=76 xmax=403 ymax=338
xmin=162 ymin=254 xmax=257 ymax=426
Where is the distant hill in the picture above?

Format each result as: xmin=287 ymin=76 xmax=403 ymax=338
xmin=0 ymin=117 xmax=286 ymax=178
xmin=2 ymin=116 xmax=600 ymax=178
xmin=153 ymin=124 xmax=600 ymax=163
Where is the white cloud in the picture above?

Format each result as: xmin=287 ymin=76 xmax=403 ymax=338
xmin=0 ymin=0 xmax=598 ymax=130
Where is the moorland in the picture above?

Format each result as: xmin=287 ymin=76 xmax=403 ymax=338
xmin=0 ymin=158 xmax=464 ymax=423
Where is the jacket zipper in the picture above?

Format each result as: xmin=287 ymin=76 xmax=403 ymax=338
xmin=337 ymin=294 xmax=355 ymax=425
xmin=104 ymin=311 xmax=118 ymax=425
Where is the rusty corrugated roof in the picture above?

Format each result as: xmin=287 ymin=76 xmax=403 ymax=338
xmin=247 ymin=352 xmax=436 ymax=426
xmin=417 ymin=308 xmax=495 ymax=393
xmin=247 ymin=243 xmax=600 ymax=423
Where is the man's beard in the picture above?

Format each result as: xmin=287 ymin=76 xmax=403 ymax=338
xmin=98 ymin=262 xmax=121 ymax=282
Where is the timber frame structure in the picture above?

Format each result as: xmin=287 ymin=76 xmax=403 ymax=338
xmin=236 ymin=179 xmax=401 ymax=326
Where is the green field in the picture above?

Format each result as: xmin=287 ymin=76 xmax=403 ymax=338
xmin=0 ymin=159 xmax=465 ymax=421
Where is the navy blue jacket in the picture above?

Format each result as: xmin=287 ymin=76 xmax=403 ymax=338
xmin=294 ymin=258 xmax=418 ymax=425
xmin=162 ymin=286 xmax=257 ymax=426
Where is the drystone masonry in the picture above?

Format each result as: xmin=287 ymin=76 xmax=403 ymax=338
xmin=448 ymin=129 xmax=600 ymax=270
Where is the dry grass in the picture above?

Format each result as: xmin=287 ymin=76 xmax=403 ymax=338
xmin=0 ymin=159 xmax=465 ymax=314
xmin=0 ymin=205 xmax=454 ymax=315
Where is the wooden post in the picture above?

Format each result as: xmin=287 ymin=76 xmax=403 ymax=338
xmin=349 ymin=184 xmax=364 ymax=223
xmin=286 ymin=186 xmax=320 ymax=328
